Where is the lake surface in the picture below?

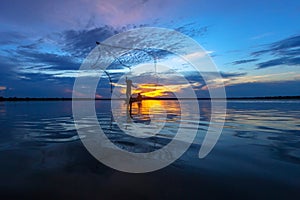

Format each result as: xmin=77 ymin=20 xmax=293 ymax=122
xmin=0 ymin=100 xmax=299 ymax=199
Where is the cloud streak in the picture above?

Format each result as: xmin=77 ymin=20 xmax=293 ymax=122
xmin=257 ymin=57 xmax=300 ymax=69
xmin=251 ymin=34 xmax=300 ymax=69
xmin=231 ymin=59 xmax=258 ymax=65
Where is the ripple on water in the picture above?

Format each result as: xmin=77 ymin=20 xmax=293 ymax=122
xmin=22 ymin=116 xmax=82 ymax=143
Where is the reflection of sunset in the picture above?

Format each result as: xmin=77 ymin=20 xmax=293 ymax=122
xmin=130 ymin=100 xmax=181 ymax=117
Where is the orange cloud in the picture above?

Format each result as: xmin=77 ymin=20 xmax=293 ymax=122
xmin=119 ymin=82 xmax=200 ymax=98
xmin=95 ymin=94 xmax=103 ymax=98
xmin=0 ymin=86 xmax=7 ymax=91
xmin=65 ymin=88 xmax=104 ymax=99
xmin=65 ymin=88 xmax=87 ymax=98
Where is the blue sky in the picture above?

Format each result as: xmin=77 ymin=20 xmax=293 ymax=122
xmin=0 ymin=0 xmax=300 ymax=97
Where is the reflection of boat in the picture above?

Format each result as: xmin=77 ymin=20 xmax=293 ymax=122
xmin=128 ymin=93 xmax=143 ymax=116
xmin=127 ymin=94 xmax=142 ymax=121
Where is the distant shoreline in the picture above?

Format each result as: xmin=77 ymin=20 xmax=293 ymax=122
xmin=0 ymin=96 xmax=300 ymax=101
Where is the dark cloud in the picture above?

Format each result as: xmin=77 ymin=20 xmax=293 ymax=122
xmin=106 ymin=48 xmax=173 ymax=71
xmin=270 ymin=35 xmax=300 ymax=54
xmin=0 ymin=32 xmax=27 ymax=45
xmin=5 ymin=23 xmax=296 ymax=98
xmin=257 ymin=57 xmax=300 ymax=69
xmin=193 ymin=71 xmax=246 ymax=79
xmin=16 ymin=50 xmax=80 ymax=70
xmin=0 ymin=26 xmax=124 ymax=74
xmin=220 ymin=72 xmax=247 ymax=78
xmin=250 ymin=34 xmax=300 ymax=69
xmin=61 ymin=25 xmax=174 ymax=66
xmin=175 ymin=23 xmax=209 ymax=37
xmin=231 ymin=59 xmax=258 ymax=65
xmin=1 ymin=25 xmax=186 ymax=98
xmin=0 ymin=54 xmax=23 ymax=84
xmin=252 ymin=35 xmax=300 ymax=57
xmin=1 ymin=26 xmax=123 ymax=73
xmin=62 ymin=26 xmax=121 ymax=58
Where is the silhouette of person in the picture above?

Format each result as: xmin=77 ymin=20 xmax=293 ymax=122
xmin=125 ymin=77 xmax=135 ymax=104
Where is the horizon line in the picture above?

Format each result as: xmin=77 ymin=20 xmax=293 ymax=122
xmin=0 ymin=95 xmax=300 ymax=101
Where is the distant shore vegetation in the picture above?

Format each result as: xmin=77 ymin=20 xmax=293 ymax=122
xmin=0 ymin=96 xmax=300 ymax=101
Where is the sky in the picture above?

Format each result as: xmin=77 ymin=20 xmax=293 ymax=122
xmin=0 ymin=0 xmax=300 ymax=98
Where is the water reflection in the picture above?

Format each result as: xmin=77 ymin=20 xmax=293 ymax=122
xmin=107 ymin=100 xmax=183 ymax=152
xmin=1 ymin=100 xmax=300 ymax=156
xmin=115 ymin=100 xmax=181 ymax=129
xmin=0 ymin=100 xmax=300 ymax=198
xmin=223 ymin=101 xmax=300 ymax=165
xmin=129 ymin=100 xmax=181 ymax=117
xmin=19 ymin=116 xmax=80 ymax=143
xmin=0 ymin=102 xmax=5 ymax=116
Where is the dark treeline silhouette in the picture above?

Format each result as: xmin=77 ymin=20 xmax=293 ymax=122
xmin=0 ymin=96 xmax=300 ymax=101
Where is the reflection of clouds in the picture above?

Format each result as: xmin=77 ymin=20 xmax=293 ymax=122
xmin=226 ymin=108 xmax=300 ymax=132
xmin=223 ymin=103 xmax=300 ymax=148
xmin=0 ymin=108 xmax=5 ymax=113
xmin=224 ymin=103 xmax=300 ymax=165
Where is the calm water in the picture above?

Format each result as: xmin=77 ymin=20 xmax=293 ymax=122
xmin=0 ymin=100 xmax=299 ymax=199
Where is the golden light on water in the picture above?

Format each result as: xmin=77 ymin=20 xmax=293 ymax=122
xmin=129 ymin=100 xmax=181 ymax=117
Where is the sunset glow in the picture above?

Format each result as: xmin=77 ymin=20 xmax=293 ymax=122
xmin=118 ymin=82 xmax=201 ymax=98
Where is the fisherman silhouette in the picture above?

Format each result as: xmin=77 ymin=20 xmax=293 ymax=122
xmin=125 ymin=77 xmax=135 ymax=104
